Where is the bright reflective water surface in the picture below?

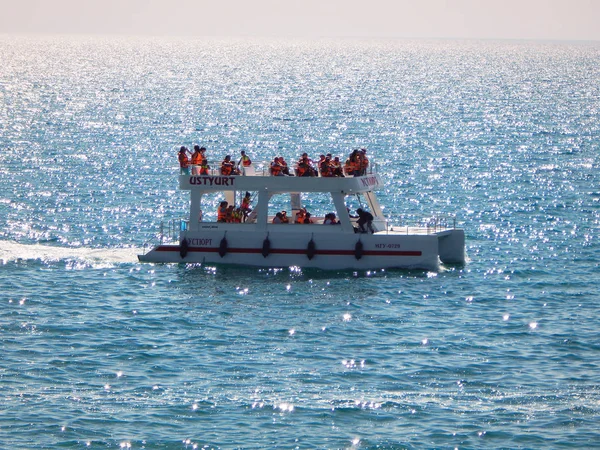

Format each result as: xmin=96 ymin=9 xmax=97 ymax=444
xmin=1 ymin=36 xmax=599 ymax=449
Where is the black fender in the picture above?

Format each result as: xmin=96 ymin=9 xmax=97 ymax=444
xmin=262 ymin=237 xmax=271 ymax=258
xmin=354 ymin=240 xmax=363 ymax=260
xmin=306 ymin=239 xmax=316 ymax=260
xmin=218 ymin=236 xmax=228 ymax=258
xmin=179 ymin=238 xmax=189 ymax=259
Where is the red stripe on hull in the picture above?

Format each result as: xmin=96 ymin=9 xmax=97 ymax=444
xmin=154 ymin=245 xmax=421 ymax=257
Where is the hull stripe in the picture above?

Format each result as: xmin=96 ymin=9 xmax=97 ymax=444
xmin=153 ymin=245 xmax=422 ymax=257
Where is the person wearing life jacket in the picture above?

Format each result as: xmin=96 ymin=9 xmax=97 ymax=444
xmin=237 ymin=150 xmax=252 ymax=173
xmin=278 ymin=157 xmax=292 ymax=176
xmin=190 ymin=145 xmax=203 ymax=175
xmin=241 ymin=191 xmax=252 ymax=222
xmin=280 ymin=211 xmax=289 ymax=223
xmin=232 ymin=207 xmax=243 ymax=223
xmin=345 ymin=150 xmax=361 ymax=176
xmin=199 ymin=147 xmax=210 ymax=175
xmin=217 ymin=201 xmax=228 ymax=222
xmin=178 ymin=146 xmax=191 ymax=174
xmin=320 ymin=155 xmax=334 ymax=177
xmin=296 ymin=154 xmax=315 ymax=177
xmin=331 ymin=156 xmax=344 ymax=177
xmin=270 ymin=157 xmax=283 ymax=176
xmin=225 ymin=205 xmax=235 ymax=222
xmin=221 ymin=155 xmax=236 ymax=176
xmin=295 ymin=208 xmax=306 ymax=223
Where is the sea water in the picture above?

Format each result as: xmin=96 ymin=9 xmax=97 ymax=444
xmin=1 ymin=35 xmax=599 ymax=449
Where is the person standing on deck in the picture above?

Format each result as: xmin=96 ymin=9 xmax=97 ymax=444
xmin=237 ymin=150 xmax=252 ymax=173
xmin=356 ymin=208 xmax=374 ymax=233
xmin=178 ymin=146 xmax=191 ymax=174
xmin=199 ymin=147 xmax=210 ymax=175
xmin=190 ymin=145 xmax=203 ymax=175
xmin=241 ymin=192 xmax=252 ymax=222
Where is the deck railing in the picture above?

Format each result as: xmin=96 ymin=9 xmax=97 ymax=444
xmin=184 ymin=160 xmax=378 ymax=177
xmin=384 ymin=215 xmax=458 ymax=234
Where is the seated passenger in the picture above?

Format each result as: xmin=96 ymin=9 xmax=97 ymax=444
xmin=278 ymin=157 xmax=292 ymax=176
xmin=296 ymin=154 xmax=316 ymax=177
xmin=233 ymin=207 xmax=243 ymax=223
xmin=270 ymin=157 xmax=283 ymax=176
xmin=319 ymin=155 xmax=334 ymax=177
xmin=323 ymin=213 xmax=339 ymax=224
xmin=217 ymin=201 xmax=228 ymax=222
xmin=345 ymin=150 xmax=361 ymax=176
xmin=272 ymin=212 xmax=284 ymax=224
xmin=331 ymin=156 xmax=345 ymax=177
xmin=295 ymin=208 xmax=306 ymax=223
xmin=280 ymin=210 xmax=290 ymax=223
xmin=220 ymin=155 xmax=239 ymax=176
xmin=225 ymin=205 xmax=235 ymax=222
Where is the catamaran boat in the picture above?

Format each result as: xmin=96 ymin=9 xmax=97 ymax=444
xmin=138 ymin=162 xmax=465 ymax=270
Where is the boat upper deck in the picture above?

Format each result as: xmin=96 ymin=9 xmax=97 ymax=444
xmin=179 ymin=162 xmax=382 ymax=194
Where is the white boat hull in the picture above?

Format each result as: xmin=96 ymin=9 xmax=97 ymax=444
xmin=138 ymin=227 xmax=465 ymax=271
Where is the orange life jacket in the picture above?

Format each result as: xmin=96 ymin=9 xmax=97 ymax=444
xmin=270 ymin=162 xmax=281 ymax=176
xmin=217 ymin=206 xmax=227 ymax=222
xmin=241 ymin=155 xmax=252 ymax=167
xmin=221 ymin=162 xmax=233 ymax=176
xmin=191 ymin=152 xmax=202 ymax=165
xmin=179 ymin=153 xmax=189 ymax=167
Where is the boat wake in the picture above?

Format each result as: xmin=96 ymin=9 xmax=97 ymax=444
xmin=0 ymin=241 xmax=140 ymax=267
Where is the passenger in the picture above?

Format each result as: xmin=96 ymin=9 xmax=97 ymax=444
xmin=323 ymin=213 xmax=338 ymax=224
xmin=233 ymin=207 xmax=243 ymax=223
xmin=272 ymin=212 xmax=284 ymax=224
xmin=278 ymin=157 xmax=292 ymax=176
xmin=331 ymin=156 xmax=345 ymax=177
xmin=220 ymin=155 xmax=238 ymax=176
xmin=237 ymin=150 xmax=252 ymax=172
xmin=356 ymin=208 xmax=375 ymax=233
xmin=178 ymin=146 xmax=191 ymax=174
xmin=296 ymin=153 xmax=316 ymax=177
xmin=199 ymin=147 xmax=210 ymax=175
xmin=190 ymin=145 xmax=203 ymax=175
xmin=217 ymin=201 xmax=228 ymax=222
xmin=346 ymin=150 xmax=362 ymax=176
xmin=270 ymin=157 xmax=283 ymax=176
xmin=235 ymin=207 xmax=242 ymax=222
xmin=303 ymin=212 xmax=314 ymax=224
xmin=295 ymin=208 xmax=306 ymax=223
xmin=225 ymin=205 xmax=235 ymax=222
xmin=319 ymin=154 xmax=334 ymax=177
xmin=280 ymin=210 xmax=290 ymax=223
xmin=241 ymin=191 xmax=252 ymax=221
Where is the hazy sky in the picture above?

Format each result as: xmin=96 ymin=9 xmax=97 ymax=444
xmin=1 ymin=0 xmax=599 ymax=41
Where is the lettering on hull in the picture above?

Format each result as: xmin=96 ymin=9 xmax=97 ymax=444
xmin=189 ymin=176 xmax=236 ymax=186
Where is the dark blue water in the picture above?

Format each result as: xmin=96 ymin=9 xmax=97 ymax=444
xmin=1 ymin=35 xmax=599 ymax=449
